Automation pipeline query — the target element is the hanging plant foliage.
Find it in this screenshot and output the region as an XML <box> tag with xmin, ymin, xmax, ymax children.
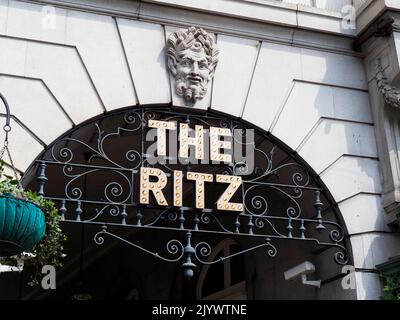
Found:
<box><xmin>0</xmin><ymin>164</ymin><xmax>67</xmax><ymax>284</ymax></box>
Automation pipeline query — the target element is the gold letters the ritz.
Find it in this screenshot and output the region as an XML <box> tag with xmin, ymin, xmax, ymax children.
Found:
<box><xmin>139</xmin><ymin>120</ymin><xmax>243</xmax><ymax>212</ymax></box>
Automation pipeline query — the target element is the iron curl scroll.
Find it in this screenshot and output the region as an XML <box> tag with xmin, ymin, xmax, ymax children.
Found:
<box><xmin>93</xmin><ymin>226</ymin><xmax>280</xmax><ymax>279</ymax></box>
<box><xmin>94</xmin><ymin>226</ymin><xmax>185</xmax><ymax>263</ymax></box>
<box><xmin>50</xmin><ymin>111</ymin><xmax>144</xmax><ymax>170</ymax></box>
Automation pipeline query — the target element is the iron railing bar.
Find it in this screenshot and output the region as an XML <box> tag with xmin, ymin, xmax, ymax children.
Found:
<box><xmin>35</xmin><ymin>160</ymin><xmax>137</xmax><ymax>173</ymax></box>
<box><xmin>63</xmin><ymin>219</ymin><xmax>347</xmax><ymax>250</ymax></box>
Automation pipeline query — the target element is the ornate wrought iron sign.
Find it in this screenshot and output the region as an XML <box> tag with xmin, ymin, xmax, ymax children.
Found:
<box><xmin>27</xmin><ymin>107</ymin><xmax>350</xmax><ymax>279</ymax></box>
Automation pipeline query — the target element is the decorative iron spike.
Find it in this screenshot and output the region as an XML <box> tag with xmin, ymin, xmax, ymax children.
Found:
<box><xmin>179</xmin><ymin>208</ymin><xmax>185</xmax><ymax>230</ymax></box>
<box><xmin>193</xmin><ymin>212</ymin><xmax>200</xmax><ymax>231</ymax></box>
<box><xmin>182</xmin><ymin>232</ymin><xmax>196</xmax><ymax>279</ymax></box>
<box><xmin>314</xmin><ymin>190</ymin><xmax>326</xmax><ymax>231</ymax></box>
<box><xmin>121</xmin><ymin>205</ymin><xmax>127</xmax><ymax>225</ymax></box>
<box><xmin>287</xmin><ymin>218</ymin><xmax>293</xmax><ymax>238</ymax></box>
<box><xmin>248</xmin><ymin>215</ymin><xmax>254</xmax><ymax>235</ymax></box>
<box><xmin>314</xmin><ymin>191</ymin><xmax>323</xmax><ymax>219</ymax></box>
<box><xmin>136</xmin><ymin>207</ymin><xmax>142</xmax><ymax>226</ymax></box>
<box><xmin>37</xmin><ymin>162</ymin><xmax>48</xmax><ymax>197</ymax></box>
<box><xmin>75</xmin><ymin>201</ymin><xmax>82</xmax><ymax>222</ymax></box>
<box><xmin>300</xmin><ymin>219</ymin><xmax>306</xmax><ymax>239</ymax></box>
<box><xmin>60</xmin><ymin>199</ymin><xmax>66</xmax><ymax>221</ymax></box>
<box><xmin>235</xmin><ymin>214</ymin><xmax>241</xmax><ymax>233</ymax></box>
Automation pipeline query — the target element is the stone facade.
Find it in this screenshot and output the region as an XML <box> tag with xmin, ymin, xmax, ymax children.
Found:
<box><xmin>0</xmin><ymin>0</ymin><xmax>400</xmax><ymax>300</ymax></box>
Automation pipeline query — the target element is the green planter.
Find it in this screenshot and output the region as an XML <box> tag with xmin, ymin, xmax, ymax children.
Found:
<box><xmin>0</xmin><ymin>195</ymin><xmax>46</xmax><ymax>257</ymax></box>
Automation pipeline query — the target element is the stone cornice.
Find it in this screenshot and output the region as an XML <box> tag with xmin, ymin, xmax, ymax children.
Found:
<box><xmin>354</xmin><ymin>14</ymin><xmax>395</xmax><ymax>49</ymax></box>
<box><xmin>376</xmin><ymin>62</ymin><xmax>400</xmax><ymax>109</ymax></box>
<box><xmin>357</xmin><ymin>0</ymin><xmax>400</xmax><ymax>34</ymax></box>
<box><xmin>18</xmin><ymin>0</ymin><xmax>400</xmax><ymax>40</ymax></box>
<box><xmin>16</xmin><ymin>0</ymin><xmax>359</xmax><ymax>56</ymax></box>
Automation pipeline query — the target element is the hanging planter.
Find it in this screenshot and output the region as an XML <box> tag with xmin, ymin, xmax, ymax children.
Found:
<box><xmin>0</xmin><ymin>194</ymin><xmax>46</xmax><ymax>256</ymax></box>
<box><xmin>0</xmin><ymin>93</ymin><xmax>66</xmax><ymax>284</ymax></box>
<box><xmin>0</xmin><ymin>93</ymin><xmax>46</xmax><ymax>256</ymax></box>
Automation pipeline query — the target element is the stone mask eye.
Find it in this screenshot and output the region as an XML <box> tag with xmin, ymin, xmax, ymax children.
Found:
<box><xmin>181</xmin><ymin>60</ymin><xmax>191</xmax><ymax>67</ymax></box>
<box><xmin>199</xmin><ymin>63</ymin><xmax>208</xmax><ymax>70</ymax></box>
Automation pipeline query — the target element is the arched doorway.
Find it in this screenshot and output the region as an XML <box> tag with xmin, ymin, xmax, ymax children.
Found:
<box><xmin>197</xmin><ymin>238</ymin><xmax>246</xmax><ymax>300</ymax></box>
<box><xmin>19</xmin><ymin>105</ymin><xmax>353</xmax><ymax>300</ymax></box>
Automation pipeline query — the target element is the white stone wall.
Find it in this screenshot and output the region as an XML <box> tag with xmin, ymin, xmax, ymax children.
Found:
<box><xmin>283</xmin><ymin>0</ymin><xmax>353</xmax><ymax>12</ymax></box>
<box><xmin>0</xmin><ymin>0</ymin><xmax>398</xmax><ymax>299</ymax></box>
<box><xmin>269</xmin><ymin>0</ymin><xmax>367</xmax><ymax>12</ymax></box>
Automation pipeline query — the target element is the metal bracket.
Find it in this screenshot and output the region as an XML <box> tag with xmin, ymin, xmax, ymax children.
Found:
<box><xmin>0</xmin><ymin>92</ymin><xmax>11</xmax><ymax>133</ymax></box>
<box><xmin>301</xmin><ymin>274</ymin><xmax>321</xmax><ymax>288</ymax></box>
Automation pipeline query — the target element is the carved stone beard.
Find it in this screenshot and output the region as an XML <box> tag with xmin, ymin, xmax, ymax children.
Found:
<box><xmin>175</xmin><ymin>74</ymin><xmax>209</xmax><ymax>103</ymax></box>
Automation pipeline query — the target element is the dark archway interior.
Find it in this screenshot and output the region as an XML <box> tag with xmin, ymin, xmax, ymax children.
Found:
<box><xmin>0</xmin><ymin>106</ymin><xmax>354</xmax><ymax>300</ymax></box>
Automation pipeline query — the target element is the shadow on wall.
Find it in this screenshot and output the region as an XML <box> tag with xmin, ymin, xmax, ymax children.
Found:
<box><xmin>246</xmin><ymin>39</ymin><xmax>399</xmax><ymax>299</ymax></box>
<box><xmin>297</xmin><ymin>47</ymin><xmax>382</xmax><ymax>300</ymax></box>
<box><xmin>273</xmin><ymin>44</ymin><xmax>400</xmax><ymax>299</ymax></box>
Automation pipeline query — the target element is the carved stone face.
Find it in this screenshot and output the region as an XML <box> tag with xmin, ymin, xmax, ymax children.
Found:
<box><xmin>167</xmin><ymin>27</ymin><xmax>219</xmax><ymax>104</ymax></box>
<box><xmin>175</xmin><ymin>48</ymin><xmax>211</xmax><ymax>102</ymax></box>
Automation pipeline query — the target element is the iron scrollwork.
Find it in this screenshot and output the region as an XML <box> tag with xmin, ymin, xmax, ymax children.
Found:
<box><xmin>30</xmin><ymin>107</ymin><xmax>350</xmax><ymax>279</ymax></box>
